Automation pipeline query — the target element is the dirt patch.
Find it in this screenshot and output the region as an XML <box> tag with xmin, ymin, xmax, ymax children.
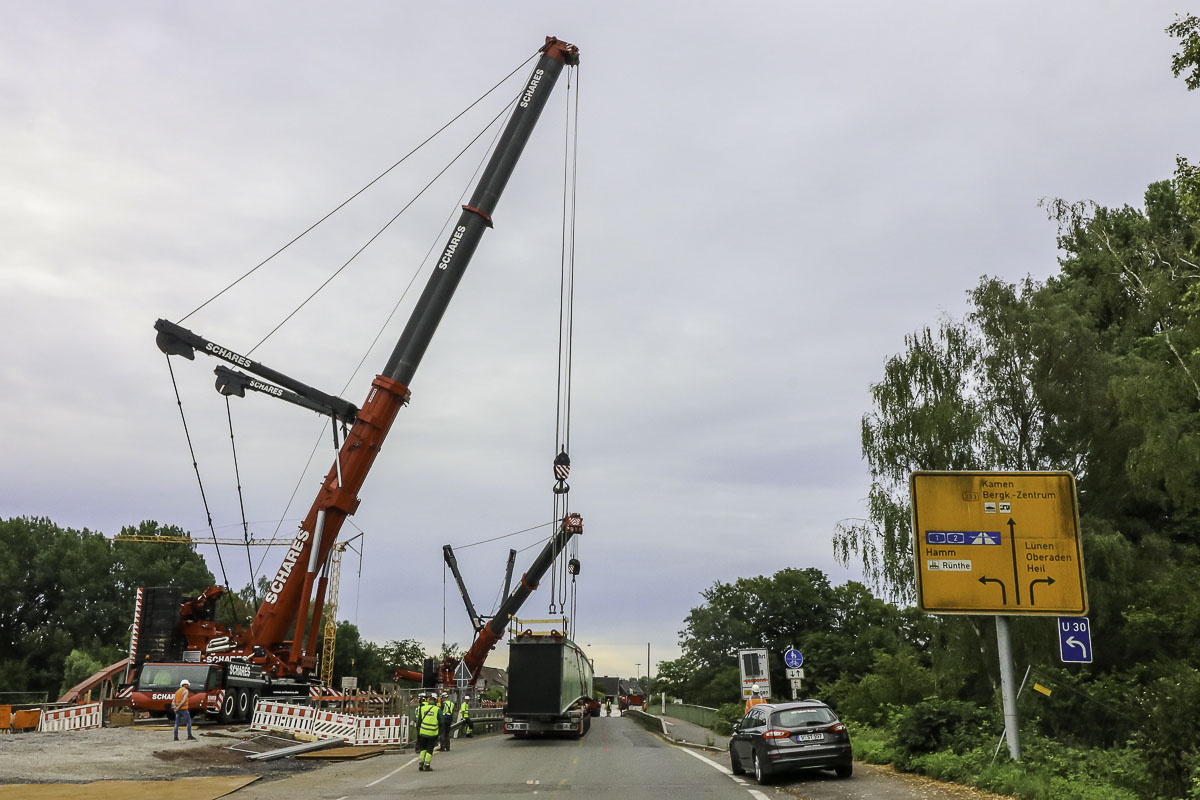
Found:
<box><xmin>0</xmin><ymin>722</ymin><xmax>323</xmax><ymax>785</ymax></box>
<box><xmin>779</xmin><ymin>761</ymin><xmax>1015</xmax><ymax>800</ymax></box>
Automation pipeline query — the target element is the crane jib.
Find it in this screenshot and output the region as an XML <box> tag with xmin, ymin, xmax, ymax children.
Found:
<box><xmin>245</xmin><ymin>37</ymin><xmax>579</xmax><ymax>670</ymax></box>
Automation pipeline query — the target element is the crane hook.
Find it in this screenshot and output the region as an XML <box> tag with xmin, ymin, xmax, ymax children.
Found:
<box><xmin>553</xmin><ymin>449</ymin><xmax>571</xmax><ymax>495</ymax></box>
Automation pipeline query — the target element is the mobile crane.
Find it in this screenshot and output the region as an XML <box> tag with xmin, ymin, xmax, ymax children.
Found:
<box><xmin>128</xmin><ymin>36</ymin><xmax>581</xmax><ymax>722</ymax></box>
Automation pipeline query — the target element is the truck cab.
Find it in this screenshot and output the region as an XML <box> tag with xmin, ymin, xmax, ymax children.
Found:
<box><xmin>131</xmin><ymin>663</ymin><xmax>221</xmax><ymax>718</ymax></box>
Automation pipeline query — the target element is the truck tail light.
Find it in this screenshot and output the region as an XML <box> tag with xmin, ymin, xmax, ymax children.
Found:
<box><xmin>764</xmin><ymin>729</ymin><xmax>791</xmax><ymax>739</ymax></box>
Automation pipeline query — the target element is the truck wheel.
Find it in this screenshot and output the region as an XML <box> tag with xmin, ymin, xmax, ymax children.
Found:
<box><xmin>219</xmin><ymin>690</ymin><xmax>236</xmax><ymax>723</ymax></box>
<box><xmin>236</xmin><ymin>688</ymin><xmax>251</xmax><ymax>721</ymax></box>
<box><xmin>248</xmin><ymin>692</ymin><xmax>260</xmax><ymax>722</ymax></box>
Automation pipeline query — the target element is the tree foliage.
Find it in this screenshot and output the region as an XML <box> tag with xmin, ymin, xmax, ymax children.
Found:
<box><xmin>831</xmin><ymin>31</ymin><xmax>1200</xmax><ymax>792</ymax></box>
<box><xmin>0</xmin><ymin>517</ymin><xmax>214</xmax><ymax>696</ymax></box>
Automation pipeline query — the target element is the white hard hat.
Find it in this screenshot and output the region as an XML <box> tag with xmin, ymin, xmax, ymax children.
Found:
<box><xmin>180</xmin><ymin>679</ymin><xmax>189</xmax><ymax>686</ymax></box>
<box><xmin>752</xmin><ymin>684</ymin><xmax>763</xmax><ymax>692</ymax></box>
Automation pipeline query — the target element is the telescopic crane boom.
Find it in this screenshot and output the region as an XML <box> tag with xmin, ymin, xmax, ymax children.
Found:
<box><xmin>148</xmin><ymin>36</ymin><xmax>580</xmax><ymax>684</ymax></box>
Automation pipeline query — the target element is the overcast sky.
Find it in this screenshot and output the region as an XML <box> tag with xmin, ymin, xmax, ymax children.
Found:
<box><xmin>3</xmin><ymin>2</ymin><xmax>1197</xmax><ymax>681</ymax></box>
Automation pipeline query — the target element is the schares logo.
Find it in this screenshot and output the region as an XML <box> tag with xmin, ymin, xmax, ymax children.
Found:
<box><xmin>263</xmin><ymin>529</ymin><xmax>312</xmax><ymax>604</ymax></box>
<box><xmin>437</xmin><ymin>226</ymin><xmax>467</xmax><ymax>271</ymax></box>
<box><xmin>519</xmin><ymin>68</ymin><xmax>545</xmax><ymax>108</ymax></box>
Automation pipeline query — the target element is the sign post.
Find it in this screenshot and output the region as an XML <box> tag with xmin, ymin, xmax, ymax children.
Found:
<box><xmin>911</xmin><ymin>471</ymin><xmax>1088</xmax><ymax>763</ymax></box>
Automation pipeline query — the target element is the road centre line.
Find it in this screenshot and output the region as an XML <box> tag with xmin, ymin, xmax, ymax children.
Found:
<box><xmin>365</xmin><ymin>757</ymin><xmax>419</xmax><ymax>786</ymax></box>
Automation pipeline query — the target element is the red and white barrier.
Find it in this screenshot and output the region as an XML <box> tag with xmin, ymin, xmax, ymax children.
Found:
<box><xmin>250</xmin><ymin>701</ymin><xmax>315</xmax><ymax>737</ymax></box>
<box><xmin>37</xmin><ymin>702</ymin><xmax>101</xmax><ymax>733</ymax></box>
<box><xmin>354</xmin><ymin>714</ymin><xmax>407</xmax><ymax>745</ymax></box>
<box><xmin>311</xmin><ymin>710</ymin><xmax>358</xmax><ymax>741</ymax></box>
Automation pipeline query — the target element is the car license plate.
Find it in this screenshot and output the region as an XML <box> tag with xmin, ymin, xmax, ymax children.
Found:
<box><xmin>795</xmin><ymin>733</ymin><xmax>823</xmax><ymax>742</ymax></box>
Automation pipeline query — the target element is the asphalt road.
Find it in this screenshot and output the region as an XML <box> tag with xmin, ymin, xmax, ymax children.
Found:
<box><xmin>234</xmin><ymin>715</ymin><xmax>779</xmax><ymax>800</ymax></box>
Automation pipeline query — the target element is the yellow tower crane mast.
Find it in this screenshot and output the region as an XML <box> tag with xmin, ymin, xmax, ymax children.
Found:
<box><xmin>320</xmin><ymin>542</ymin><xmax>347</xmax><ymax>687</ymax></box>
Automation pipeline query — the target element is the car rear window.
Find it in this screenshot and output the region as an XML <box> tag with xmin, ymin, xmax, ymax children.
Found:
<box><xmin>775</xmin><ymin>706</ymin><xmax>836</xmax><ymax>727</ymax></box>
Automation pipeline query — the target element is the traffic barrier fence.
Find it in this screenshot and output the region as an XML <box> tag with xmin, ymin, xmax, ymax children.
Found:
<box><xmin>37</xmin><ymin>702</ymin><xmax>101</xmax><ymax>733</ymax></box>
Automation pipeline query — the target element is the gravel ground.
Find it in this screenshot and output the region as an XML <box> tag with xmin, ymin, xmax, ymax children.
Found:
<box><xmin>0</xmin><ymin>723</ymin><xmax>322</xmax><ymax>785</ymax></box>
<box><xmin>779</xmin><ymin>762</ymin><xmax>1016</xmax><ymax>800</ymax></box>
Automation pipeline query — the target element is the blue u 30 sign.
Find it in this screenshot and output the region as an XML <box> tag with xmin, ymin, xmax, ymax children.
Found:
<box><xmin>1058</xmin><ymin>617</ymin><xmax>1092</xmax><ymax>663</ymax></box>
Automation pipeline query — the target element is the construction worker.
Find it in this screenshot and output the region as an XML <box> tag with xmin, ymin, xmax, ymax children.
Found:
<box><xmin>744</xmin><ymin>684</ymin><xmax>767</xmax><ymax>715</ymax></box>
<box><xmin>172</xmin><ymin>679</ymin><xmax>196</xmax><ymax>741</ymax></box>
<box><xmin>604</xmin><ymin>696</ymin><xmax>612</xmax><ymax>716</ymax></box>
<box><xmin>459</xmin><ymin>694</ymin><xmax>473</xmax><ymax>738</ymax></box>
<box><xmin>438</xmin><ymin>691</ymin><xmax>454</xmax><ymax>752</ymax></box>
<box><xmin>415</xmin><ymin>692</ymin><xmax>440</xmax><ymax>771</ymax></box>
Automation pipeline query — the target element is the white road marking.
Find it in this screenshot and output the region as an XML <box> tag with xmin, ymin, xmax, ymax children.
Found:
<box><xmin>680</xmin><ymin>747</ymin><xmax>732</xmax><ymax>775</ymax></box>
<box><xmin>365</xmin><ymin>757</ymin><xmax>419</xmax><ymax>786</ymax></box>
<box><xmin>679</xmin><ymin>746</ymin><xmax>773</xmax><ymax>798</ymax></box>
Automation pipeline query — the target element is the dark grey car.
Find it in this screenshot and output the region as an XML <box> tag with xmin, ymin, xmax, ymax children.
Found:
<box><xmin>729</xmin><ymin>700</ymin><xmax>853</xmax><ymax>784</ymax></box>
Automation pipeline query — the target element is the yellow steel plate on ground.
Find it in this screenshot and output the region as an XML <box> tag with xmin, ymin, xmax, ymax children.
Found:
<box><xmin>0</xmin><ymin>775</ymin><xmax>258</xmax><ymax>800</ymax></box>
<box><xmin>910</xmin><ymin>471</ymin><xmax>1087</xmax><ymax>615</ymax></box>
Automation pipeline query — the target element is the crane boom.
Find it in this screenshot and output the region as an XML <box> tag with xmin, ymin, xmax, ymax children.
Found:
<box><xmin>247</xmin><ymin>36</ymin><xmax>580</xmax><ymax>675</ymax></box>
<box><xmin>458</xmin><ymin>513</ymin><xmax>582</xmax><ymax>680</ymax></box>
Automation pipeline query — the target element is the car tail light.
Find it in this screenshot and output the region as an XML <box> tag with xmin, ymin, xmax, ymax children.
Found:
<box><xmin>830</xmin><ymin>723</ymin><xmax>847</xmax><ymax>733</ymax></box>
<box><xmin>764</xmin><ymin>729</ymin><xmax>791</xmax><ymax>739</ymax></box>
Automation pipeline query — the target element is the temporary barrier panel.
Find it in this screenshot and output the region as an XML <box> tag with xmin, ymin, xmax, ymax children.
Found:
<box><xmin>311</xmin><ymin>710</ymin><xmax>358</xmax><ymax>742</ymax></box>
<box><xmin>37</xmin><ymin>703</ymin><xmax>100</xmax><ymax>733</ymax></box>
<box><xmin>354</xmin><ymin>714</ymin><xmax>408</xmax><ymax>746</ymax></box>
<box><xmin>250</xmin><ymin>700</ymin><xmax>315</xmax><ymax>737</ymax></box>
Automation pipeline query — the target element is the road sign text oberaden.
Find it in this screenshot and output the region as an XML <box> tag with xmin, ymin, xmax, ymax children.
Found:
<box><xmin>910</xmin><ymin>471</ymin><xmax>1087</xmax><ymax>615</ymax></box>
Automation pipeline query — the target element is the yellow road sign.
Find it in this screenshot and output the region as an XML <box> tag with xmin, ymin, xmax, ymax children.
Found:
<box><xmin>910</xmin><ymin>471</ymin><xmax>1087</xmax><ymax>615</ymax></box>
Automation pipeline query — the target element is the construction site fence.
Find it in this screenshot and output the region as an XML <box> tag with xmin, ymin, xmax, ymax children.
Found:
<box><xmin>251</xmin><ymin>697</ymin><xmax>502</xmax><ymax>746</ymax></box>
<box><xmin>663</xmin><ymin>702</ymin><xmax>720</xmax><ymax>728</ymax></box>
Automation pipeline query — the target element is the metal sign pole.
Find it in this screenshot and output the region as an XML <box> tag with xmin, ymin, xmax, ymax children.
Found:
<box><xmin>995</xmin><ymin>615</ymin><xmax>1021</xmax><ymax>761</ymax></box>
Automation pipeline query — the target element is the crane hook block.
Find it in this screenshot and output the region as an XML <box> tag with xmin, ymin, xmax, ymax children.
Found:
<box><xmin>553</xmin><ymin>449</ymin><xmax>571</xmax><ymax>494</ymax></box>
<box><xmin>568</xmin><ymin>558</ymin><xmax>580</xmax><ymax>575</ymax></box>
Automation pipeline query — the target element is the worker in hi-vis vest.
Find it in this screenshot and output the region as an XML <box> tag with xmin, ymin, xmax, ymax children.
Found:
<box><xmin>459</xmin><ymin>695</ymin><xmax>473</xmax><ymax>738</ymax></box>
<box><xmin>437</xmin><ymin>692</ymin><xmax>454</xmax><ymax>752</ymax></box>
<box><xmin>744</xmin><ymin>684</ymin><xmax>767</xmax><ymax>715</ymax></box>
<box><xmin>173</xmin><ymin>679</ymin><xmax>196</xmax><ymax>741</ymax></box>
<box><xmin>416</xmin><ymin>692</ymin><xmax>441</xmax><ymax>771</ymax></box>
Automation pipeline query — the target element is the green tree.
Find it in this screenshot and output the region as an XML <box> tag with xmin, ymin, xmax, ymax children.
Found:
<box><xmin>672</xmin><ymin>568</ymin><xmax>924</xmax><ymax>706</ymax></box>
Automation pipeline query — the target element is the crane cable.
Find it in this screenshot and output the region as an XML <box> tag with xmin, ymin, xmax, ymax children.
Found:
<box><xmin>164</xmin><ymin>355</ymin><xmax>232</xmax><ymax>596</ymax></box>
<box><xmin>224</xmin><ymin>397</ymin><xmax>258</xmax><ymax>608</ymax></box>
<box><xmin>263</xmin><ymin>91</ymin><xmax>517</xmax><ymax>569</ymax></box>
<box><xmin>178</xmin><ymin>51</ymin><xmax>541</xmax><ymax>326</ymax></box>
<box><xmin>548</xmin><ymin>64</ymin><xmax>581</xmax><ymax>631</ymax></box>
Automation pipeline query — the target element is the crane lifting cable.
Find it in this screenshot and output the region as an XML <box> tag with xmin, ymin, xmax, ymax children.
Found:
<box><xmin>548</xmin><ymin>64</ymin><xmax>582</xmax><ymax>631</ymax></box>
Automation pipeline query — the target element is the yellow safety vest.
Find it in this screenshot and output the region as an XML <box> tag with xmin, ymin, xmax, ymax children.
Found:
<box><xmin>459</xmin><ymin>701</ymin><xmax>470</xmax><ymax>719</ymax></box>
<box><xmin>418</xmin><ymin>702</ymin><xmax>440</xmax><ymax>736</ymax></box>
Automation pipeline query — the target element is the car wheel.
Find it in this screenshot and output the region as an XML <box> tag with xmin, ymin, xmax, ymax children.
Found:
<box><xmin>835</xmin><ymin>761</ymin><xmax>853</xmax><ymax>778</ymax></box>
<box><xmin>753</xmin><ymin>749</ymin><xmax>772</xmax><ymax>785</ymax></box>
<box><xmin>729</xmin><ymin>746</ymin><xmax>745</xmax><ymax>775</ymax></box>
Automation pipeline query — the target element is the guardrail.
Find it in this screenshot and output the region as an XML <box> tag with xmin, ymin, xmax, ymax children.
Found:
<box><xmin>663</xmin><ymin>703</ymin><xmax>719</xmax><ymax>727</ymax></box>
<box><xmin>624</xmin><ymin>708</ymin><xmax>667</xmax><ymax>736</ymax></box>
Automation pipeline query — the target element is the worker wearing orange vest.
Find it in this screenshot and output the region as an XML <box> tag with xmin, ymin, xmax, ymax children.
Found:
<box><xmin>744</xmin><ymin>684</ymin><xmax>767</xmax><ymax>715</ymax></box>
<box><xmin>173</xmin><ymin>679</ymin><xmax>196</xmax><ymax>741</ymax></box>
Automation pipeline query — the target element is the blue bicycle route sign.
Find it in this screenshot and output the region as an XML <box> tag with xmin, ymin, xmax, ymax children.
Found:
<box><xmin>783</xmin><ymin>648</ymin><xmax>804</xmax><ymax>669</ymax></box>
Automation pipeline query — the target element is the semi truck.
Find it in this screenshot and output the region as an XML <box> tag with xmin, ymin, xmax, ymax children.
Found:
<box><xmin>504</xmin><ymin>629</ymin><xmax>595</xmax><ymax>738</ymax></box>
